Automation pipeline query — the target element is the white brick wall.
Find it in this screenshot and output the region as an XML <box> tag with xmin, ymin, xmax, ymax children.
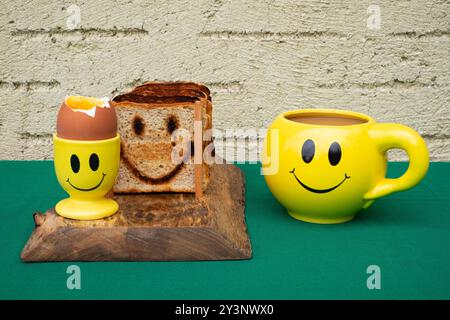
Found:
<box><xmin>1</xmin><ymin>0</ymin><xmax>449</xmax><ymax>160</ymax></box>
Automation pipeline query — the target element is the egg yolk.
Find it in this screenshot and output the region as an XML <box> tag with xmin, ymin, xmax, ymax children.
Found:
<box><xmin>66</xmin><ymin>96</ymin><xmax>106</xmax><ymax>110</ymax></box>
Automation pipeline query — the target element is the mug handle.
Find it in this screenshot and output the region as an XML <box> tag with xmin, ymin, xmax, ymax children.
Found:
<box><xmin>364</xmin><ymin>123</ymin><xmax>429</xmax><ymax>200</ymax></box>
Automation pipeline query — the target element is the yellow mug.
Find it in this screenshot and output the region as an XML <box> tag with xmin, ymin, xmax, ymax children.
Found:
<box><xmin>54</xmin><ymin>134</ymin><xmax>120</xmax><ymax>220</ymax></box>
<box><xmin>262</xmin><ymin>109</ymin><xmax>429</xmax><ymax>224</ymax></box>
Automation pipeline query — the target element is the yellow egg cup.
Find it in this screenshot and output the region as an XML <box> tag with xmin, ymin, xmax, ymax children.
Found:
<box><xmin>262</xmin><ymin>109</ymin><xmax>429</xmax><ymax>224</ymax></box>
<box><xmin>53</xmin><ymin>134</ymin><xmax>120</xmax><ymax>220</ymax></box>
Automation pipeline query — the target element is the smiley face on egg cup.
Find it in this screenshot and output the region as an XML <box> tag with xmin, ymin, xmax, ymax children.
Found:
<box><xmin>53</xmin><ymin>134</ymin><xmax>120</xmax><ymax>220</ymax></box>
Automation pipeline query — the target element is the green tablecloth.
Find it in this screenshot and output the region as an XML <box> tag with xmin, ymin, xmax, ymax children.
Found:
<box><xmin>0</xmin><ymin>161</ymin><xmax>449</xmax><ymax>299</ymax></box>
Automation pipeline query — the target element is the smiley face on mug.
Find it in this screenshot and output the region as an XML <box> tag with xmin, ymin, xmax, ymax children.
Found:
<box><xmin>289</xmin><ymin>139</ymin><xmax>351</xmax><ymax>194</ymax></box>
<box><xmin>279</xmin><ymin>131</ymin><xmax>369</xmax><ymax>215</ymax></box>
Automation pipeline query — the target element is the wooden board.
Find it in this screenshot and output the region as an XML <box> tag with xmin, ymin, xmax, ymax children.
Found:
<box><xmin>21</xmin><ymin>164</ymin><xmax>251</xmax><ymax>262</ymax></box>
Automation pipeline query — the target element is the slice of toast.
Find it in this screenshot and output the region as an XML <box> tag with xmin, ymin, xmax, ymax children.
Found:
<box><xmin>112</xmin><ymin>82</ymin><xmax>213</xmax><ymax>193</ymax></box>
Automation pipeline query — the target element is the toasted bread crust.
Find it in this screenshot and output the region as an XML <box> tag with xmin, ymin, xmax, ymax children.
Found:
<box><xmin>113</xmin><ymin>82</ymin><xmax>211</xmax><ymax>105</ymax></box>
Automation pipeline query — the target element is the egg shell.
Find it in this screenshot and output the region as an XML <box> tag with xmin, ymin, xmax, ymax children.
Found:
<box><xmin>56</xmin><ymin>102</ymin><xmax>117</xmax><ymax>140</ymax></box>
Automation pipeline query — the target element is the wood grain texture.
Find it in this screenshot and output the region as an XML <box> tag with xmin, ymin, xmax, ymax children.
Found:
<box><xmin>21</xmin><ymin>163</ymin><xmax>251</xmax><ymax>262</ymax></box>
